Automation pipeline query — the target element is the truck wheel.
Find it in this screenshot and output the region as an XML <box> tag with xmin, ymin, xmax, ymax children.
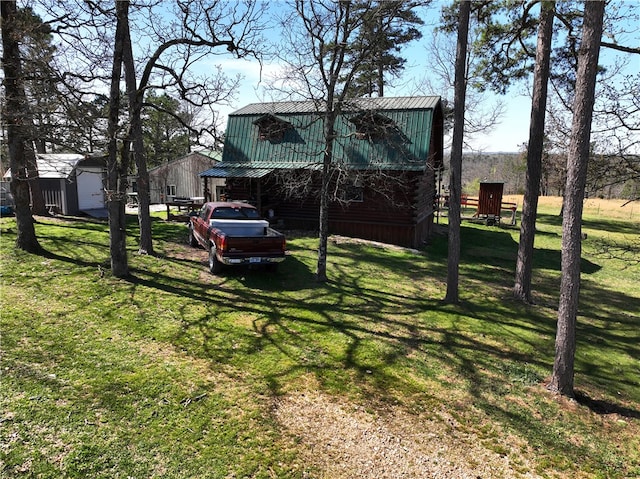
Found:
<box><xmin>188</xmin><ymin>225</ymin><xmax>198</xmax><ymax>247</ymax></box>
<box><xmin>208</xmin><ymin>246</ymin><xmax>223</xmax><ymax>274</ymax></box>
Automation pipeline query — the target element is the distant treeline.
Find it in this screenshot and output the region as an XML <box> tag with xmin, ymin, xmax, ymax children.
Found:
<box><xmin>440</xmin><ymin>151</ymin><xmax>639</xmax><ymax>200</ymax></box>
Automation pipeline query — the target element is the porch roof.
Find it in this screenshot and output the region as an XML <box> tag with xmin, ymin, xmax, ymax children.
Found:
<box><xmin>199</xmin><ymin>166</ymin><xmax>274</xmax><ymax>179</ymax></box>
<box><xmin>200</xmin><ymin>162</ymin><xmax>323</xmax><ymax>178</ymax></box>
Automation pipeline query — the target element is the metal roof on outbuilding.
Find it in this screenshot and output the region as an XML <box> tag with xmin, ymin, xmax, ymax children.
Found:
<box><xmin>3</xmin><ymin>154</ymin><xmax>95</xmax><ymax>180</ymax></box>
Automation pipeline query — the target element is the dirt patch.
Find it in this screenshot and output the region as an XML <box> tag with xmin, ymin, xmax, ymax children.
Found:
<box><xmin>274</xmin><ymin>391</ymin><xmax>541</xmax><ymax>479</ymax></box>
<box><xmin>330</xmin><ymin>235</ymin><xmax>423</xmax><ymax>255</ymax></box>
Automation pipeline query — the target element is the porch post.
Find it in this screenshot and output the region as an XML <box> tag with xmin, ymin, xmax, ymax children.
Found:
<box><xmin>257</xmin><ymin>179</ymin><xmax>262</xmax><ymax>213</ymax></box>
<box><xmin>203</xmin><ymin>177</ymin><xmax>209</xmax><ymax>201</ymax></box>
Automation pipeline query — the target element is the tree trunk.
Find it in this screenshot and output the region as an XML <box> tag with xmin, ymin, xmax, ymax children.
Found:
<box><xmin>106</xmin><ymin>0</ymin><xmax>130</xmax><ymax>278</ymax></box>
<box><xmin>514</xmin><ymin>1</ymin><xmax>555</xmax><ymax>303</ymax></box>
<box><xmin>1</xmin><ymin>0</ymin><xmax>42</xmax><ymax>253</ymax></box>
<box><xmin>316</xmin><ymin>112</ymin><xmax>336</xmax><ymax>282</ymax></box>
<box><xmin>25</xmin><ymin>145</ymin><xmax>47</xmax><ymax>216</ymax></box>
<box><xmin>135</xmin><ymin>170</ymin><xmax>154</xmax><ymax>254</ymax></box>
<box><xmin>31</xmin><ymin>133</ymin><xmax>48</xmax><ymax>214</ymax></box>
<box><xmin>376</xmin><ymin>14</ymin><xmax>384</xmax><ymax>97</ymax></box>
<box><xmin>312</xmin><ymin>1</ymin><xmax>351</xmax><ymax>283</ymax></box>
<box><xmin>3</xmin><ymin>1</ymin><xmax>47</xmax><ymax>216</ymax></box>
<box><xmin>444</xmin><ymin>0</ymin><xmax>470</xmax><ymax>304</ymax></box>
<box><xmin>121</xmin><ymin>17</ymin><xmax>154</xmax><ymax>255</ymax></box>
<box><xmin>548</xmin><ymin>0</ymin><xmax>604</xmax><ymax>397</ymax></box>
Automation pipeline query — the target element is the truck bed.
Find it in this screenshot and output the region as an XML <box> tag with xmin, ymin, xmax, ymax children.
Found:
<box><xmin>209</xmin><ymin>219</ymin><xmax>270</xmax><ymax>237</ymax></box>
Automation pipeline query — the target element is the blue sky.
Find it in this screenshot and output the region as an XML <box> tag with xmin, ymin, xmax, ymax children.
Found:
<box><xmin>212</xmin><ymin>57</ymin><xmax>533</xmax><ymax>153</ymax></box>
<box><xmin>207</xmin><ymin>1</ymin><xmax>638</xmax><ymax>154</ymax></box>
<box><xmin>208</xmin><ymin>1</ymin><xmax>535</xmax><ymax>153</ymax></box>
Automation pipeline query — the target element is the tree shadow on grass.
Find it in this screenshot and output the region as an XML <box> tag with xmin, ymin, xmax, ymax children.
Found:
<box><xmin>29</xmin><ymin>228</ymin><xmax>640</xmax><ymax>424</ymax></box>
<box><xmin>158</xmin><ymin>238</ymin><xmax>547</xmax><ymax>403</ymax></box>
<box><xmin>536</xmin><ymin>212</ymin><xmax>639</xmax><ymax>235</ymax></box>
<box><xmin>12</xmin><ymin>220</ymin><xmax>637</xmax><ymax>479</ymax></box>
<box><xmin>459</xmin><ymin>225</ymin><xmax>601</xmax><ymax>281</ymax></box>
<box><xmin>574</xmin><ymin>390</ymin><xmax>640</xmax><ymax>418</ymax></box>
<box><xmin>16</xmin><ymin>218</ymin><xmax>640</xmax><ymax>425</ymax></box>
<box><xmin>147</xmin><ymin>217</ymin><xmax>190</xmax><ymax>243</ymax></box>
<box><xmin>5</xmin><ymin>215</ymin><xmax>637</xmax><ymax>479</ymax></box>
<box><xmin>142</xmin><ymin>236</ymin><xmax>532</xmax><ymax>385</ymax></box>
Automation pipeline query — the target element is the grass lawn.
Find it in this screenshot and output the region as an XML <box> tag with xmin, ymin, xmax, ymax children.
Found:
<box><xmin>1</xmin><ymin>196</ymin><xmax>638</xmax><ymax>478</ymax></box>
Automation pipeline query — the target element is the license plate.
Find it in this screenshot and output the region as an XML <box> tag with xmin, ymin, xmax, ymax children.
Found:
<box><xmin>249</xmin><ymin>257</ymin><xmax>261</xmax><ymax>263</ymax></box>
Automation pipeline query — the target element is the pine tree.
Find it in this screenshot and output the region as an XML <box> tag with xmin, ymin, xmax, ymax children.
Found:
<box><xmin>548</xmin><ymin>0</ymin><xmax>605</xmax><ymax>398</ymax></box>
<box><xmin>348</xmin><ymin>1</ymin><xmax>424</xmax><ymax>97</ymax></box>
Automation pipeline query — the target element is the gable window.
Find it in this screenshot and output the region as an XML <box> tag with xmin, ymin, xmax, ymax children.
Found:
<box><xmin>253</xmin><ymin>114</ymin><xmax>292</xmax><ymax>143</ymax></box>
<box><xmin>349</xmin><ymin>111</ymin><xmax>397</xmax><ymax>141</ymax></box>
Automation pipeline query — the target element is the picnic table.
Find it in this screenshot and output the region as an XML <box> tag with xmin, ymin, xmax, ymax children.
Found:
<box><xmin>165</xmin><ymin>197</ymin><xmax>204</xmax><ymax>221</ymax></box>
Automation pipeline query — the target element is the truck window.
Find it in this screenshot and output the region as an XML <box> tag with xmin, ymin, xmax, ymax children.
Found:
<box><xmin>240</xmin><ymin>207</ymin><xmax>260</xmax><ymax>219</ymax></box>
<box><xmin>199</xmin><ymin>205</ymin><xmax>210</xmax><ymax>220</ymax></box>
<box><xmin>212</xmin><ymin>206</ymin><xmax>261</xmax><ymax>219</ymax></box>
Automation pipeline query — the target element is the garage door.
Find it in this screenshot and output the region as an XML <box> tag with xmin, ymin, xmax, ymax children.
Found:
<box><xmin>77</xmin><ymin>168</ymin><xmax>105</xmax><ymax>210</ymax></box>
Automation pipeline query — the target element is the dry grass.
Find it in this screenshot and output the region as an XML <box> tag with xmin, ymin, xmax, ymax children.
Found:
<box><xmin>274</xmin><ymin>389</ymin><xmax>543</xmax><ymax>479</ymax></box>
<box><xmin>503</xmin><ymin>195</ymin><xmax>639</xmax><ymax>221</ymax></box>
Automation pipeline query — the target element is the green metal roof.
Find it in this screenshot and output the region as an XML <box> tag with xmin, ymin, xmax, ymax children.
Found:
<box><xmin>232</xmin><ymin>96</ymin><xmax>441</xmax><ymax>115</ymax></box>
<box><xmin>213</xmin><ymin>96</ymin><xmax>441</xmax><ymax>176</ymax></box>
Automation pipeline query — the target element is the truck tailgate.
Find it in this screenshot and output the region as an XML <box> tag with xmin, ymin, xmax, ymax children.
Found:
<box><xmin>224</xmin><ymin>235</ymin><xmax>285</xmax><ymax>254</ymax></box>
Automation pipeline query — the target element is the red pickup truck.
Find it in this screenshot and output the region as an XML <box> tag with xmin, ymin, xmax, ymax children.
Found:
<box><xmin>188</xmin><ymin>202</ymin><xmax>286</xmax><ymax>273</ymax></box>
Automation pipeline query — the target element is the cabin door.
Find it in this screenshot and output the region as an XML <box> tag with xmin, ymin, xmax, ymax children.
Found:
<box><xmin>77</xmin><ymin>167</ymin><xmax>105</xmax><ymax>210</ymax></box>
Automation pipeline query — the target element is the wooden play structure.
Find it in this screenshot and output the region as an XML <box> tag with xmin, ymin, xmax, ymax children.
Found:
<box><xmin>441</xmin><ymin>182</ymin><xmax>518</xmax><ymax>226</ymax></box>
<box><xmin>468</xmin><ymin>182</ymin><xmax>517</xmax><ymax>225</ymax></box>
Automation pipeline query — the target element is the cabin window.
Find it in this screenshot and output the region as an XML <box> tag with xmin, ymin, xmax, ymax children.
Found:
<box><xmin>343</xmin><ymin>185</ymin><xmax>364</xmax><ymax>202</ymax></box>
<box><xmin>166</xmin><ymin>184</ymin><xmax>176</xmax><ymax>197</ymax></box>
<box><xmin>253</xmin><ymin>114</ymin><xmax>292</xmax><ymax>143</ymax></box>
<box><xmin>349</xmin><ymin>111</ymin><xmax>397</xmax><ymax>141</ymax></box>
<box><xmin>341</xmin><ymin>178</ymin><xmax>364</xmax><ymax>202</ymax></box>
<box><xmin>215</xmin><ymin>186</ymin><xmax>226</xmax><ymax>201</ymax></box>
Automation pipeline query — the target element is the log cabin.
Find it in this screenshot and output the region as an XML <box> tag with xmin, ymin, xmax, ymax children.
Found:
<box><xmin>200</xmin><ymin>96</ymin><xmax>444</xmax><ymax>248</ymax></box>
